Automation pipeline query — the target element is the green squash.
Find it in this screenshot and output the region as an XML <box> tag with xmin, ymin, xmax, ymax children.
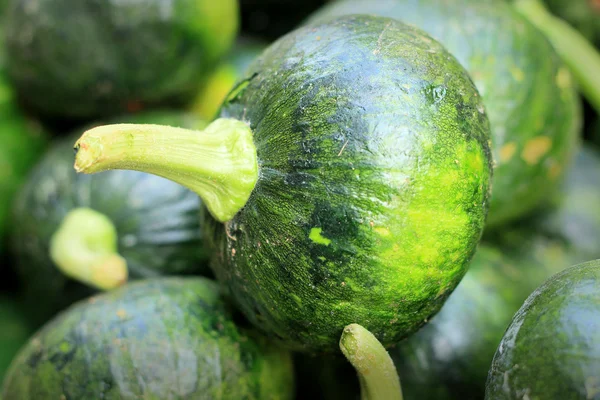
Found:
<box><xmin>72</xmin><ymin>15</ymin><xmax>493</xmax><ymax>353</ymax></box>
<box><xmin>0</xmin><ymin>71</ymin><xmax>47</xmax><ymax>254</ymax></box>
<box><xmin>191</xmin><ymin>36</ymin><xmax>269</xmax><ymax>121</ymax></box>
<box><xmin>0</xmin><ymin>296</ymin><xmax>33</xmax><ymax>385</ymax></box>
<box><xmin>3</xmin><ymin>0</ymin><xmax>239</xmax><ymax>120</ymax></box>
<box><xmin>485</xmin><ymin>259</ymin><xmax>600</xmax><ymax>399</ymax></box>
<box><xmin>306</xmin><ymin>0</ymin><xmax>582</xmax><ymax>229</ymax></box>
<box><xmin>208</xmin><ymin>14</ymin><xmax>492</xmax><ymax>353</ymax></box>
<box><xmin>390</xmin><ymin>144</ymin><xmax>600</xmax><ymax>400</ymax></box>
<box><xmin>11</xmin><ymin>110</ymin><xmax>210</xmax><ymax>326</ymax></box>
<box><xmin>1</xmin><ymin>277</ymin><xmax>295</xmax><ymax>399</ymax></box>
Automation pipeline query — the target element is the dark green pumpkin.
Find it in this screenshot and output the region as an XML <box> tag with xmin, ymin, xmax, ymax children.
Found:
<box><xmin>1</xmin><ymin>277</ymin><xmax>295</xmax><ymax>399</ymax></box>
<box><xmin>203</xmin><ymin>15</ymin><xmax>492</xmax><ymax>352</ymax></box>
<box><xmin>390</xmin><ymin>144</ymin><xmax>600</xmax><ymax>400</ymax></box>
<box><xmin>485</xmin><ymin>259</ymin><xmax>600</xmax><ymax>399</ymax></box>
<box><xmin>0</xmin><ymin>71</ymin><xmax>47</xmax><ymax>254</ymax></box>
<box><xmin>306</xmin><ymin>0</ymin><xmax>582</xmax><ymax>229</ymax></box>
<box><xmin>0</xmin><ymin>296</ymin><xmax>33</xmax><ymax>385</ymax></box>
<box><xmin>3</xmin><ymin>0</ymin><xmax>239</xmax><ymax>120</ymax></box>
<box><xmin>11</xmin><ymin>110</ymin><xmax>210</xmax><ymax>326</ymax></box>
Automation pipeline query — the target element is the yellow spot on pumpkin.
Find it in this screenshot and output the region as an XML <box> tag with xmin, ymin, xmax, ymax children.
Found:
<box><xmin>547</xmin><ymin>160</ymin><xmax>562</xmax><ymax>180</ymax></box>
<box><xmin>509</xmin><ymin>66</ymin><xmax>525</xmax><ymax>82</ymax></box>
<box><xmin>374</xmin><ymin>227</ymin><xmax>390</xmax><ymax>237</ymax></box>
<box><xmin>309</xmin><ymin>227</ymin><xmax>331</xmax><ymax>246</ymax></box>
<box><xmin>116</xmin><ymin>309</ymin><xmax>128</xmax><ymax>319</ymax></box>
<box><xmin>521</xmin><ymin>137</ymin><xmax>552</xmax><ymax>165</ymax></box>
<box><xmin>499</xmin><ymin>142</ymin><xmax>517</xmax><ymax>163</ymax></box>
<box><xmin>556</xmin><ymin>67</ymin><xmax>572</xmax><ymax>89</ymax></box>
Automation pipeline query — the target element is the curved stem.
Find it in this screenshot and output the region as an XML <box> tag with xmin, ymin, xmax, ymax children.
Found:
<box><xmin>49</xmin><ymin>207</ymin><xmax>127</xmax><ymax>290</ymax></box>
<box><xmin>73</xmin><ymin>118</ymin><xmax>258</xmax><ymax>223</ymax></box>
<box><xmin>339</xmin><ymin>323</ymin><xmax>403</xmax><ymax>400</ymax></box>
<box><xmin>514</xmin><ymin>0</ymin><xmax>600</xmax><ymax>114</ymax></box>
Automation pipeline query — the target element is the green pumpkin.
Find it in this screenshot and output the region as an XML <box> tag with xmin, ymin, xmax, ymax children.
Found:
<box><xmin>306</xmin><ymin>0</ymin><xmax>582</xmax><ymax>229</ymax></box>
<box><xmin>485</xmin><ymin>259</ymin><xmax>600</xmax><ymax>399</ymax></box>
<box><xmin>11</xmin><ymin>110</ymin><xmax>210</xmax><ymax>326</ymax></box>
<box><xmin>204</xmin><ymin>14</ymin><xmax>492</xmax><ymax>352</ymax></box>
<box><xmin>1</xmin><ymin>277</ymin><xmax>295</xmax><ymax>399</ymax></box>
<box><xmin>3</xmin><ymin>0</ymin><xmax>239</xmax><ymax>119</ymax></box>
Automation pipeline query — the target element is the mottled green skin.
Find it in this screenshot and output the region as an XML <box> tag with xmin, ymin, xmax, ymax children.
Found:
<box><xmin>389</xmin><ymin>144</ymin><xmax>600</xmax><ymax>400</ymax></box>
<box><xmin>204</xmin><ymin>15</ymin><xmax>493</xmax><ymax>352</ymax></box>
<box><xmin>544</xmin><ymin>0</ymin><xmax>600</xmax><ymax>44</ymax></box>
<box><xmin>0</xmin><ymin>71</ymin><xmax>47</xmax><ymax>253</ymax></box>
<box><xmin>3</xmin><ymin>0</ymin><xmax>238</xmax><ymax>119</ymax></box>
<box><xmin>307</xmin><ymin>0</ymin><xmax>582</xmax><ymax>228</ymax></box>
<box><xmin>0</xmin><ymin>296</ymin><xmax>34</xmax><ymax>385</ymax></box>
<box><xmin>485</xmin><ymin>260</ymin><xmax>600</xmax><ymax>399</ymax></box>
<box><xmin>11</xmin><ymin>110</ymin><xmax>210</xmax><ymax>326</ymax></box>
<box><xmin>2</xmin><ymin>277</ymin><xmax>295</xmax><ymax>400</ymax></box>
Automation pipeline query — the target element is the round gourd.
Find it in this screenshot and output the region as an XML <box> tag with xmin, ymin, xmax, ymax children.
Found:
<box><xmin>1</xmin><ymin>277</ymin><xmax>295</xmax><ymax>399</ymax></box>
<box><xmin>306</xmin><ymin>0</ymin><xmax>582</xmax><ymax>229</ymax></box>
<box><xmin>485</xmin><ymin>259</ymin><xmax>600</xmax><ymax>399</ymax></box>
<box><xmin>3</xmin><ymin>0</ymin><xmax>238</xmax><ymax>119</ymax></box>
<box><xmin>72</xmin><ymin>15</ymin><xmax>493</xmax><ymax>353</ymax></box>
<box><xmin>11</xmin><ymin>110</ymin><xmax>210</xmax><ymax>326</ymax></box>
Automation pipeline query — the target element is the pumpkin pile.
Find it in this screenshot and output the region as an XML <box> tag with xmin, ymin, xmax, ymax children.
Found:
<box><xmin>0</xmin><ymin>0</ymin><xmax>599</xmax><ymax>399</ymax></box>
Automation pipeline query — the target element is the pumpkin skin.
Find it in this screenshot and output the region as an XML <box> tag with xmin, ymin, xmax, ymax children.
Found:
<box><xmin>485</xmin><ymin>260</ymin><xmax>600</xmax><ymax>400</ymax></box>
<box><xmin>3</xmin><ymin>0</ymin><xmax>238</xmax><ymax>120</ymax></box>
<box><xmin>203</xmin><ymin>14</ymin><xmax>493</xmax><ymax>353</ymax></box>
<box><xmin>306</xmin><ymin>0</ymin><xmax>582</xmax><ymax>229</ymax></box>
<box><xmin>1</xmin><ymin>277</ymin><xmax>295</xmax><ymax>400</ymax></box>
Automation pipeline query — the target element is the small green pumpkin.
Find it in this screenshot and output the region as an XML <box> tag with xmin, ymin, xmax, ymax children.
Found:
<box><xmin>485</xmin><ymin>259</ymin><xmax>600</xmax><ymax>399</ymax></box>
<box><xmin>1</xmin><ymin>277</ymin><xmax>295</xmax><ymax>399</ymax></box>
<box><xmin>3</xmin><ymin>0</ymin><xmax>239</xmax><ymax>119</ymax></box>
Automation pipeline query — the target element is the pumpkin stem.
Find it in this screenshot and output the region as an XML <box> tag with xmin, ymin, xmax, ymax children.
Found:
<box><xmin>73</xmin><ymin>118</ymin><xmax>258</xmax><ymax>223</ymax></box>
<box><xmin>49</xmin><ymin>207</ymin><xmax>127</xmax><ymax>290</ymax></box>
<box><xmin>339</xmin><ymin>323</ymin><xmax>403</xmax><ymax>400</ymax></box>
<box><xmin>514</xmin><ymin>0</ymin><xmax>600</xmax><ymax>114</ymax></box>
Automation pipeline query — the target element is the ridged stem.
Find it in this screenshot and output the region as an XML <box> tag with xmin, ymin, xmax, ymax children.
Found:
<box><xmin>514</xmin><ymin>0</ymin><xmax>600</xmax><ymax>114</ymax></box>
<box><xmin>339</xmin><ymin>324</ymin><xmax>403</xmax><ymax>400</ymax></box>
<box><xmin>73</xmin><ymin>118</ymin><xmax>258</xmax><ymax>223</ymax></box>
<box><xmin>49</xmin><ymin>207</ymin><xmax>127</xmax><ymax>290</ymax></box>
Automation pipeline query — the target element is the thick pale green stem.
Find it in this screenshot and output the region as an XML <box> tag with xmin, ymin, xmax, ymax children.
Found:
<box><xmin>73</xmin><ymin>118</ymin><xmax>258</xmax><ymax>223</ymax></box>
<box><xmin>49</xmin><ymin>208</ymin><xmax>127</xmax><ymax>290</ymax></box>
<box><xmin>514</xmin><ymin>0</ymin><xmax>600</xmax><ymax>114</ymax></box>
<box><xmin>339</xmin><ymin>324</ymin><xmax>403</xmax><ymax>400</ymax></box>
